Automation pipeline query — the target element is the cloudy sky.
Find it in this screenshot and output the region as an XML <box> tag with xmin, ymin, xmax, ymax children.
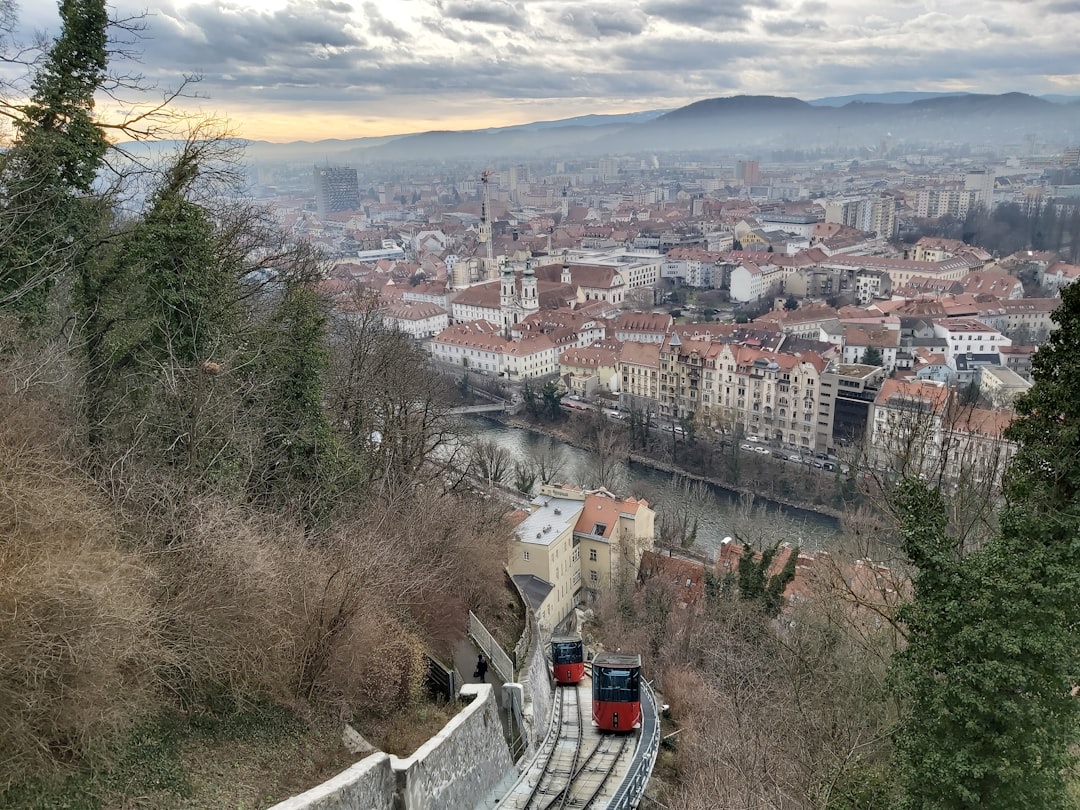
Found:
<box><xmin>19</xmin><ymin>0</ymin><xmax>1080</xmax><ymax>142</ymax></box>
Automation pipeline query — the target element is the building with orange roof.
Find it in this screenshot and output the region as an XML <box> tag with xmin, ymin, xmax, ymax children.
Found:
<box><xmin>508</xmin><ymin>483</ymin><xmax>656</xmax><ymax>632</ymax></box>
<box><xmin>559</xmin><ymin>345</ymin><xmax>621</xmax><ymax>398</ymax></box>
<box><xmin>618</xmin><ymin>341</ymin><xmax>662</xmax><ymax>411</ymax></box>
<box><xmin>614</xmin><ymin>311</ymin><xmax>673</xmax><ymax>343</ymax></box>
<box><xmin>638</xmin><ymin>551</ymin><xmax>707</xmax><ymax>610</ymax></box>
<box><xmin>1042</xmin><ymin>261</ymin><xmax>1080</xmax><ymax>294</ymax></box>
<box><xmin>869</xmin><ymin>379</ymin><xmax>954</xmax><ymax>479</ymax></box>
<box><xmin>659</xmin><ymin>333</ymin><xmax>834</xmax><ymax>452</ymax></box>
<box><xmin>958</xmin><ymin>270</ymin><xmax>1024</xmax><ymax>300</ymax></box>
<box><xmin>381</xmin><ymin>302</ymin><xmax>448</xmax><ymax>339</ymax></box>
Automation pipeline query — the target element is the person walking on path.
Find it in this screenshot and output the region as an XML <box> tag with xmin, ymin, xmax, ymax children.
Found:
<box><xmin>475</xmin><ymin>653</ymin><xmax>489</xmax><ymax>683</ymax></box>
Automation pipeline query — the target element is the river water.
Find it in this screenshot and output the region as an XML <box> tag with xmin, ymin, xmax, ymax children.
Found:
<box><xmin>458</xmin><ymin>415</ymin><xmax>842</xmax><ymax>558</ymax></box>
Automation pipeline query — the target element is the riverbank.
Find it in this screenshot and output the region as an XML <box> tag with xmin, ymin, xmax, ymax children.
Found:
<box><xmin>498</xmin><ymin>412</ymin><xmax>846</xmax><ymax>525</ymax></box>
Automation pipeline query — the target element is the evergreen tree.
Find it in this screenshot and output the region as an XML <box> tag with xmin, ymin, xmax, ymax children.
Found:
<box><xmin>892</xmin><ymin>281</ymin><xmax>1080</xmax><ymax>808</ymax></box>
<box><xmin>733</xmin><ymin>542</ymin><xmax>799</xmax><ymax>616</ymax></box>
<box><xmin>79</xmin><ymin>141</ymin><xmax>243</xmax><ymax>475</ymax></box>
<box><xmin>251</xmin><ymin>281</ymin><xmax>341</xmax><ymax>526</ymax></box>
<box><xmin>861</xmin><ymin>345</ymin><xmax>883</xmax><ymax>366</ymax></box>
<box><xmin>0</xmin><ymin>0</ymin><xmax>109</xmax><ymax>320</ymax></box>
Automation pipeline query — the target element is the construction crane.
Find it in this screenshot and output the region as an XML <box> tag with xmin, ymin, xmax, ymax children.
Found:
<box><xmin>480</xmin><ymin>169</ymin><xmax>494</xmax><ymax>264</ymax></box>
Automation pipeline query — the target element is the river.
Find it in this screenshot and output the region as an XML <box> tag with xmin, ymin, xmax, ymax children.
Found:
<box><xmin>458</xmin><ymin>415</ymin><xmax>842</xmax><ymax>558</ymax></box>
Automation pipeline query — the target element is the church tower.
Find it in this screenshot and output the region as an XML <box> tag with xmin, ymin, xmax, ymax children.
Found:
<box><xmin>521</xmin><ymin>258</ymin><xmax>539</xmax><ymax>317</ymax></box>
<box><xmin>499</xmin><ymin>258</ymin><xmax>516</xmax><ymax>331</ymax></box>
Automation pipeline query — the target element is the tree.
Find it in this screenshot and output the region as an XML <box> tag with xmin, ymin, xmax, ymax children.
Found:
<box><xmin>891</xmin><ymin>280</ymin><xmax>1080</xmax><ymax>808</ymax></box>
<box><xmin>0</xmin><ymin>0</ymin><xmax>109</xmax><ymax>321</ymax></box>
<box><xmin>249</xmin><ymin>279</ymin><xmax>342</xmax><ymax>526</ymax></box>
<box><xmin>861</xmin><ymin>345</ymin><xmax>883</xmax><ymax>366</ymax></box>
<box><xmin>784</xmin><ymin>294</ymin><xmax>799</xmax><ymax>311</ymax></box>
<box><xmin>527</xmin><ymin>436</ymin><xmax>566</xmax><ymax>485</ymax></box>
<box><xmin>539</xmin><ymin>380</ymin><xmax>565</xmax><ymax>421</ymax></box>
<box><xmin>731</xmin><ymin>541</ymin><xmax>799</xmax><ymax>616</ymax></box>
<box><xmin>470</xmin><ymin>438</ymin><xmax>512</xmax><ymax>487</ymax></box>
<box><xmin>78</xmin><ymin>135</ymin><xmax>246</xmax><ymax>479</ymax></box>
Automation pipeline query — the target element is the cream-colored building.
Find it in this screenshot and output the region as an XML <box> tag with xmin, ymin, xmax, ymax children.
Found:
<box><xmin>618</xmin><ymin>341</ymin><xmax>662</xmax><ymax>412</ymax></box>
<box><xmin>508</xmin><ymin>484</ymin><xmax>655</xmax><ymax>632</ymax></box>
<box><xmin>658</xmin><ymin>334</ymin><xmax>833</xmax><ymax>451</ymax></box>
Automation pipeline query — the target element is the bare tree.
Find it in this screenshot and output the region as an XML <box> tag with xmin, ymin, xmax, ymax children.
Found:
<box><xmin>470</xmin><ymin>438</ymin><xmax>513</xmax><ymax>487</ymax></box>
<box><xmin>655</xmin><ymin>474</ymin><xmax>711</xmax><ymax>551</ymax></box>
<box><xmin>527</xmin><ymin>435</ymin><xmax>567</xmax><ymax>484</ymax></box>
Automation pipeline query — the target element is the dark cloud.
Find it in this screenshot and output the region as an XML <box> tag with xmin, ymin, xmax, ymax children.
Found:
<box><xmin>417</xmin><ymin>15</ymin><xmax>494</xmax><ymax>45</ymax></box>
<box><xmin>643</xmin><ymin>0</ymin><xmax>778</xmax><ymax>29</ymax></box>
<box><xmin>762</xmin><ymin>18</ymin><xmax>825</xmax><ymax>35</ymax></box>
<box><xmin>70</xmin><ymin>0</ymin><xmax>1075</xmax><ymax>135</ymax></box>
<box><xmin>363</xmin><ymin>1</ymin><xmax>410</xmax><ymax>39</ymax></box>
<box><xmin>1043</xmin><ymin>0</ymin><xmax>1080</xmax><ymax>11</ymax></box>
<box><xmin>559</xmin><ymin>6</ymin><xmax>648</xmax><ymax>37</ymax></box>
<box><xmin>440</xmin><ymin>0</ymin><xmax>528</xmax><ymax>27</ymax></box>
<box><xmin>608</xmin><ymin>36</ymin><xmax>761</xmax><ymax>71</ymax></box>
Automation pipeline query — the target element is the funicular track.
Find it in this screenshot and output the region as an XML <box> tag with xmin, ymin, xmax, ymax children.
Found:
<box><xmin>500</xmin><ymin>682</ymin><xmax>635</xmax><ymax>810</ymax></box>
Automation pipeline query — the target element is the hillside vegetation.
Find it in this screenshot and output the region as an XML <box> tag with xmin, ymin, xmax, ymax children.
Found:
<box><xmin>0</xmin><ymin>3</ymin><xmax>510</xmax><ymax>805</ymax></box>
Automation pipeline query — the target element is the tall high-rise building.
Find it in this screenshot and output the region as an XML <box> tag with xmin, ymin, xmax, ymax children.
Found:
<box><xmin>598</xmin><ymin>157</ymin><xmax>618</xmax><ymax>183</ymax></box>
<box><xmin>964</xmin><ymin>168</ymin><xmax>995</xmax><ymax>210</ymax></box>
<box><xmin>314</xmin><ymin>164</ymin><xmax>360</xmax><ymax>216</ymax></box>
<box><xmin>735</xmin><ymin>159</ymin><xmax>760</xmax><ymax>185</ymax></box>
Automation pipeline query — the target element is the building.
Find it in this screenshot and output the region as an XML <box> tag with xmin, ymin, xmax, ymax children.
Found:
<box><xmin>614</xmin><ymin>312</ymin><xmax>673</xmax><ymax>344</ymax></box>
<box><xmin>381</xmin><ymin>301</ymin><xmax>448</xmax><ymax>339</ymax></box>
<box><xmin>508</xmin><ymin>484</ymin><xmax>655</xmax><ymax>632</ymax></box>
<box><xmin>559</xmin><ymin>345</ymin><xmax>621</xmax><ymax>398</ymax></box>
<box><xmin>619</xmin><ymin>341</ymin><xmax>662</xmax><ymax>412</ymax></box>
<box><xmin>870</xmin><ymin>375</ymin><xmax>1017</xmax><ymax>486</ymax></box>
<box><xmin>932</xmin><ymin>317</ymin><xmax>1012</xmax><ymax>380</ymax></box>
<box><xmin>658</xmin><ymin>335</ymin><xmax>832</xmax><ymax>452</ymax></box>
<box><xmin>314</xmin><ymin>164</ymin><xmax>360</xmax><ymax>216</ymax></box>
<box><xmin>823</xmin><ymin>363</ymin><xmax>887</xmax><ymax>446</ymax></box>
<box><xmin>978</xmin><ymin>365</ymin><xmax>1032</xmax><ymax>409</ymax></box>
<box><xmin>427</xmin><ymin>320</ymin><xmax>557</xmax><ymax>381</ymax></box>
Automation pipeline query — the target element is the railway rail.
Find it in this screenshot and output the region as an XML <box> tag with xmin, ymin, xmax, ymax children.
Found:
<box><xmin>497</xmin><ymin>680</ymin><xmax>642</xmax><ymax>810</ymax></box>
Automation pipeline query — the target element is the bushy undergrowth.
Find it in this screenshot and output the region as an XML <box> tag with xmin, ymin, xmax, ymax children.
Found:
<box><xmin>0</xmin><ymin>430</ymin><xmax>159</xmax><ymax>781</ymax></box>
<box><xmin>0</xmin><ymin>398</ymin><xmax>510</xmax><ymax>791</ymax></box>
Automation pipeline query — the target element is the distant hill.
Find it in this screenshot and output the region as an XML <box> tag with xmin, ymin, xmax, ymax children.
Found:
<box><xmin>237</xmin><ymin>92</ymin><xmax>1080</xmax><ymax>165</ymax></box>
<box><xmin>809</xmin><ymin>91</ymin><xmax>968</xmax><ymax>106</ymax></box>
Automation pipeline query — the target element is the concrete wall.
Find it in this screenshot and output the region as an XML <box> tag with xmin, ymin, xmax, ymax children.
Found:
<box><xmin>269</xmin><ymin>752</ymin><xmax>395</xmax><ymax>810</ymax></box>
<box><xmin>520</xmin><ymin>633</ymin><xmax>553</xmax><ymax>755</ymax></box>
<box><xmin>269</xmin><ymin>686</ymin><xmax>513</xmax><ymax>810</ymax></box>
<box><xmin>393</xmin><ymin>684</ymin><xmax>514</xmax><ymax>810</ymax></box>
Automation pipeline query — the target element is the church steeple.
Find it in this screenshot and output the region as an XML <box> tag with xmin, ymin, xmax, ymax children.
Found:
<box><xmin>499</xmin><ymin>257</ymin><xmax>515</xmax><ymax>330</ymax></box>
<box><xmin>522</xmin><ymin>257</ymin><xmax>539</xmax><ymax>315</ymax></box>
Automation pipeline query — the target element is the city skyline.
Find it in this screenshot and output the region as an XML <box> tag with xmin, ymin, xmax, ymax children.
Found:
<box><xmin>17</xmin><ymin>0</ymin><xmax>1080</xmax><ymax>142</ymax></box>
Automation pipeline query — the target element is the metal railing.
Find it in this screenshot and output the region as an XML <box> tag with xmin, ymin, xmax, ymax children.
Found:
<box><xmin>607</xmin><ymin>678</ymin><xmax>661</xmax><ymax>810</ymax></box>
<box><xmin>468</xmin><ymin>610</ymin><xmax>515</xmax><ymax>683</ymax></box>
<box><xmin>424</xmin><ymin>653</ymin><xmax>456</xmax><ymax>700</ymax></box>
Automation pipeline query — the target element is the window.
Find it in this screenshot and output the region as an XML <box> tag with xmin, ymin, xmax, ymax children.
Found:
<box><xmin>589</xmin><ymin>548</ymin><xmax>598</xmax><ymax>561</ymax></box>
<box><xmin>593</xmin><ymin>523</ymin><xmax>607</xmax><ymax>536</ymax></box>
<box><xmin>522</xmin><ymin>551</ymin><xmax>530</xmax><ymax>561</ymax></box>
<box><xmin>589</xmin><ymin>570</ymin><xmax>599</xmax><ymax>583</ymax></box>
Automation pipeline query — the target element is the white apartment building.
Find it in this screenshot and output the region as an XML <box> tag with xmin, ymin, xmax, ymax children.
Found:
<box><xmin>932</xmin><ymin>317</ymin><xmax>1012</xmax><ymax>367</ymax></box>
<box><xmin>381</xmin><ymin>301</ymin><xmax>448</xmax><ymax>339</ymax></box>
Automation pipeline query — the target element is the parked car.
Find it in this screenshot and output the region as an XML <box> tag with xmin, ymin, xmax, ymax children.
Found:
<box><xmin>754</xmin><ymin>446</ymin><xmax>770</xmax><ymax>455</ymax></box>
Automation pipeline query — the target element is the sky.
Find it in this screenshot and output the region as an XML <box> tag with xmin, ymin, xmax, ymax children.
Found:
<box><xmin>16</xmin><ymin>0</ymin><xmax>1080</xmax><ymax>142</ymax></box>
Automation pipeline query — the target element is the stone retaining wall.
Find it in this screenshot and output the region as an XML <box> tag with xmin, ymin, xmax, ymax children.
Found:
<box><xmin>269</xmin><ymin>685</ymin><xmax>513</xmax><ymax>810</ymax></box>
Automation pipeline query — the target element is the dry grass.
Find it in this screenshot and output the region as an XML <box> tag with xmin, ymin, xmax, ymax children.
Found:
<box><xmin>0</xmin><ymin>428</ymin><xmax>160</xmax><ymax>786</ymax></box>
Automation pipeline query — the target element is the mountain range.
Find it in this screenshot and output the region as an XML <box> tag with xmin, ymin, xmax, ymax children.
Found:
<box><xmin>240</xmin><ymin>92</ymin><xmax>1080</xmax><ymax>166</ymax></box>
